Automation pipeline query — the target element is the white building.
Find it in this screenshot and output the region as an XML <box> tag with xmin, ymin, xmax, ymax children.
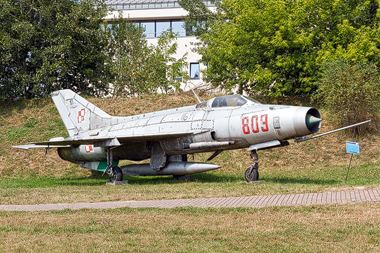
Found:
<box><xmin>105</xmin><ymin>0</ymin><xmax>214</xmax><ymax>91</ymax></box>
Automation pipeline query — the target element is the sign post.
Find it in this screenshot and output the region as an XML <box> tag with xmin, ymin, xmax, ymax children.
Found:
<box><xmin>345</xmin><ymin>141</ymin><xmax>360</xmax><ymax>182</ymax></box>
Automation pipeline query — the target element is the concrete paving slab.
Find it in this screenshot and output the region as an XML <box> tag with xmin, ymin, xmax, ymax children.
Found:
<box><xmin>1</xmin><ymin>188</ymin><xmax>380</xmax><ymax>212</ymax></box>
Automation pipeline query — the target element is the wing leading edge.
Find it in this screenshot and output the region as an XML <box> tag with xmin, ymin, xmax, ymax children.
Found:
<box><xmin>12</xmin><ymin>131</ymin><xmax>198</xmax><ymax>150</ymax></box>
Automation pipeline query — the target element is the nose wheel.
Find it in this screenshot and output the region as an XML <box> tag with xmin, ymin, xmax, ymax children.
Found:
<box><xmin>245</xmin><ymin>150</ymin><xmax>259</xmax><ymax>182</ymax></box>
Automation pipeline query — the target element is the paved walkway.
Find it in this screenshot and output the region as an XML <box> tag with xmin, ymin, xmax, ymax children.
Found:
<box><xmin>1</xmin><ymin>188</ymin><xmax>380</xmax><ymax>212</ymax></box>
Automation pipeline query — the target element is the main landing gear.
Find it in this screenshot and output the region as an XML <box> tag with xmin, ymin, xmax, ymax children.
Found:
<box><xmin>245</xmin><ymin>150</ymin><xmax>259</xmax><ymax>182</ymax></box>
<box><xmin>104</xmin><ymin>147</ymin><xmax>123</xmax><ymax>182</ymax></box>
<box><xmin>109</xmin><ymin>166</ymin><xmax>123</xmax><ymax>182</ymax></box>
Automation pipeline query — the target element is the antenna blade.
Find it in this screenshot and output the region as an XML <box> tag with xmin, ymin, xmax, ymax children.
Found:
<box><xmin>192</xmin><ymin>89</ymin><xmax>202</xmax><ymax>103</ymax></box>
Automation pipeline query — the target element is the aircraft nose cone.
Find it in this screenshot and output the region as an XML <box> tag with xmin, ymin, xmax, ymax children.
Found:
<box><xmin>306</xmin><ymin>114</ymin><xmax>322</xmax><ymax>128</ymax></box>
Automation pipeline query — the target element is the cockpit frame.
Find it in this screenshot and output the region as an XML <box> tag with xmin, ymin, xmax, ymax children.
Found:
<box><xmin>196</xmin><ymin>95</ymin><xmax>260</xmax><ymax>109</ymax></box>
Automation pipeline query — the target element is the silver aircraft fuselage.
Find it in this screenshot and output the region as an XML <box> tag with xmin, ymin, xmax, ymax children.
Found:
<box><xmin>57</xmin><ymin>94</ymin><xmax>320</xmax><ymax>163</ymax></box>
<box><xmin>14</xmin><ymin>90</ymin><xmax>324</xmax><ymax>181</ymax></box>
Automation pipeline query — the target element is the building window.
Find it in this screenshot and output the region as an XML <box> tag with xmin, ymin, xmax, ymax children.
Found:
<box><xmin>111</xmin><ymin>19</ymin><xmax>193</xmax><ymax>38</ymax></box>
<box><xmin>190</xmin><ymin>63</ymin><xmax>200</xmax><ymax>79</ymax></box>
<box><xmin>156</xmin><ymin>21</ymin><xmax>171</xmax><ymax>37</ymax></box>
<box><xmin>172</xmin><ymin>20</ymin><xmax>186</xmax><ymax>37</ymax></box>
<box><xmin>141</xmin><ymin>21</ymin><xmax>155</xmax><ymax>38</ymax></box>
<box><xmin>108</xmin><ymin>1</ymin><xmax>212</xmax><ymax>10</ymax></box>
<box><xmin>110</xmin><ymin>19</ymin><xmax>194</xmax><ymax>38</ymax></box>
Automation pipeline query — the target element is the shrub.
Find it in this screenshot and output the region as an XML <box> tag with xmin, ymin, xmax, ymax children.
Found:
<box><xmin>314</xmin><ymin>60</ymin><xmax>380</xmax><ymax>135</ymax></box>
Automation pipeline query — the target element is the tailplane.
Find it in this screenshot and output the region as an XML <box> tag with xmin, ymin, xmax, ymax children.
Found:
<box><xmin>51</xmin><ymin>89</ymin><xmax>112</xmax><ymax>136</ymax></box>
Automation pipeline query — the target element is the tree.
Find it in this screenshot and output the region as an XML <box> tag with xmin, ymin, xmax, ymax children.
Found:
<box><xmin>179</xmin><ymin>0</ymin><xmax>380</xmax><ymax>97</ymax></box>
<box><xmin>149</xmin><ymin>30</ymin><xmax>189</xmax><ymax>94</ymax></box>
<box><xmin>0</xmin><ymin>0</ymin><xmax>110</xmax><ymax>99</ymax></box>
<box><xmin>107</xmin><ymin>14</ymin><xmax>188</xmax><ymax>97</ymax></box>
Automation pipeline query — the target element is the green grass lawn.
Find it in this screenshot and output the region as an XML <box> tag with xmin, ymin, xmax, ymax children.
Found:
<box><xmin>0</xmin><ymin>157</ymin><xmax>379</xmax><ymax>205</ymax></box>
<box><xmin>1</xmin><ymin>204</ymin><xmax>379</xmax><ymax>252</ymax></box>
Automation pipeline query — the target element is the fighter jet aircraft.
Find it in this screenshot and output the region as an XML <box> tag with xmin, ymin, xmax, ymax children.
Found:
<box><xmin>13</xmin><ymin>89</ymin><xmax>370</xmax><ymax>182</ymax></box>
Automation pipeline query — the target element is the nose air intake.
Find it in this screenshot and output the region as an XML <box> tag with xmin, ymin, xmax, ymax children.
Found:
<box><xmin>305</xmin><ymin>108</ymin><xmax>321</xmax><ymax>133</ymax></box>
<box><xmin>306</xmin><ymin>114</ymin><xmax>322</xmax><ymax>128</ymax></box>
<box><xmin>293</xmin><ymin>107</ymin><xmax>321</xmax><ymax>136</ymax></box>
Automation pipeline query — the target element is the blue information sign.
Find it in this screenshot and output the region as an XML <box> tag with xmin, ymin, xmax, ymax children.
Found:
<box><xmin>346</xmin><ymin>141</ymin><xmax>360</xmax><ymax>154</ymax></box>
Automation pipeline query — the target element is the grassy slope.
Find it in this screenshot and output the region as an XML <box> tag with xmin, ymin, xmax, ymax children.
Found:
<box><xmin>0</xmin><ymin>92</ymin><xmax>379</xmax><ymax>205</ymax></box>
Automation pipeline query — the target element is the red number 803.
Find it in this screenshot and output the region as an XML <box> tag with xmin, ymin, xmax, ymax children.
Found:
<box><xmin>242</xmin><ymin>114</ymin><xmax>269</xmax><ymax>134</ymax></box>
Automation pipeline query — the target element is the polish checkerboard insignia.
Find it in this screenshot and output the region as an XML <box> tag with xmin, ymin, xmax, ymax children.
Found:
<box><xmin>78</xmin><ymin>109</ymin><xmax>85</xmax><ymax>123</ymax></box>
<box><xmin>85</xmin><ymin>145</ymin><xmax>94</xmax><ymax>153</ymax></box>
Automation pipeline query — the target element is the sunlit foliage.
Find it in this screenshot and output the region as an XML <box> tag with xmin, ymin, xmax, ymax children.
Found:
<box><xmin>179</xmin><ymin>0</ymin><xmax>380</xmax><ymax>97</ymax></box>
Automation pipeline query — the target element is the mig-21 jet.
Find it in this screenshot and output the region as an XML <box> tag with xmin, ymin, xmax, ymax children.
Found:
<box><xmin>13</xmin><ymin>89</ymin><xmax>370</xmax><ymax>182</ymax></box>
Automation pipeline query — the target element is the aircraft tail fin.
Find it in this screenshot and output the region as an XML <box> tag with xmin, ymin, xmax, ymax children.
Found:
<box><xmin>51</xmin><ymin>89</ymin><xmax>112</xmax><ymax>137</ymax></box>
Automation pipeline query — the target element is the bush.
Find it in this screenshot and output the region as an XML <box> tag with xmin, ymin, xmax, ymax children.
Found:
<box><xmin>314</xmin><ymin>60</ymin><xmax>380</xmax><ymax>135</ymax></box>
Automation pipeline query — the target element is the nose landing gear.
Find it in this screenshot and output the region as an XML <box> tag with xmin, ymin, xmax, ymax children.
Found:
<box><xmin>245</xmin><ymin>150</ymin><xmax>259</xmax><ymax>182</ymax></box>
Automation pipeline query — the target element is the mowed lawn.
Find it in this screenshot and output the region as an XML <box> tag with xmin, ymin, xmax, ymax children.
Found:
<box><xmin>1</xmin><ymin>204</ymin><xmax>379</xmax><ymax>252</ymax></box>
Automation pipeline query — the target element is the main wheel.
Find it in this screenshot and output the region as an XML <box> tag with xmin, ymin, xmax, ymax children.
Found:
<box><xmin>109</xmin><ymin>166</ymin><xmax>123</xmax><ymax>182</ymax></box>
<box><xmin>245</xmin><ymin>166</ymin><xmax>259</xmax><ymax>182</ymax></box>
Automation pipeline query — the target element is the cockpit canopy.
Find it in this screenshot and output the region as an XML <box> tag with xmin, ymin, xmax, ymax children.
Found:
<box><xmin>196</xmin><ymin>95</ymin><xmax>260</xmax><ymax>109</ymax></box>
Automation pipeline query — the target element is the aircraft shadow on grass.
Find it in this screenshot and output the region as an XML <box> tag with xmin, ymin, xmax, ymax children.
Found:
<box><xmin>2</xmin><ymin>173</ymin><xmax>338</xmax><ymax>188</ymax></box>
<box><xmin>90</xmin><ymin>172</ymin><xmax>338</xmax><ymax>186</ymax></box>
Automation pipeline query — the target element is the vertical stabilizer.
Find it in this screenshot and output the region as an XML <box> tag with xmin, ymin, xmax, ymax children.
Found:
<box><xmin>51</xmin><ymin>89</ymin><xmax>112</xmax><ymax>136</ymax></box>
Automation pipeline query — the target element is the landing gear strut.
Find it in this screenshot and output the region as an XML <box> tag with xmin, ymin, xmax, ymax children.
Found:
<box><xmin>245</xmin><ymin>150</ymin><xmax>259</xmax><ymax>182</ymax></box>
<box><xmin>104</xmin><ymin>147</ymin><xmax>123</xmax><ymax>182</ymax></box>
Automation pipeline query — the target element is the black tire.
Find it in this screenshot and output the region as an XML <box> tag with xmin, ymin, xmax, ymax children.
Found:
<box><xmin>245</xmin><ymin>166</ymin><xmax>259</xmax><ymax>182</ymax></box>
<box><xmin>109</xmin><ymin>166</ymin><xmax>123</xmax><ymax>182</ymax></box>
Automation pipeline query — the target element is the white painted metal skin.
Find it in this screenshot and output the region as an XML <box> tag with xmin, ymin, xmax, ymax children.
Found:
<box><xmin>13</xmin><ymin>89</ymin><xmax>322</xmax><ymax>180</ymax></box>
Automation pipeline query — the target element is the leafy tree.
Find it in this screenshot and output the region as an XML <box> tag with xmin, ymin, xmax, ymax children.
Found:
<box><xmin>0</xmin><ymin>0</ymin><xmax>110</xmax><ymax>99</ymax></box>
<box><xmin>315</xmin><ymin>60</ymin><xmax>380</xmax><ymax>134</ymax></box>
<box><xmin>107</xmin><ymin>14</ymin><xmax>188</xmax><ymax>97</ymax></box>
<box><xmin>179</xmin><ymin>0</ymin><xmax>380</xmax><ymax>97</ymax></box>
<box><xmin>178</xmin><ymin>0</ymin><xmax>221</xmax><ymax>37</ymax></box>
<box><xmin>149</xmin><ymin>30</ymin><xmax>189</xmax><ymax>94</ymax></box>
